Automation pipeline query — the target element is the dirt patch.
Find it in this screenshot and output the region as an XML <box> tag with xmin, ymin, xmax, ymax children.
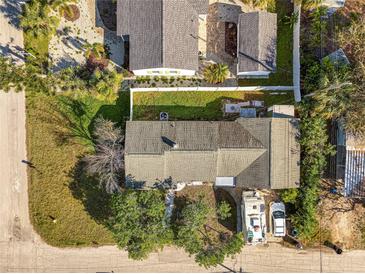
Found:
<box><xmin>319</xmin><ymin>180</ymin><xmax>365</xmax><ymax>249</ymax></box>
<box><xmin>175</xmin><ymin>185</ymin><xmax>236</xmax><ymax>234</ymax></box>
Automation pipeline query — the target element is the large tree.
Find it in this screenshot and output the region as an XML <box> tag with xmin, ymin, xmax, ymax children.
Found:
<box><xmin>84</xmin><ymin>117</ymin><xmax>124</xmax><ymax>193</ymax></box>
<box><xmin>174</xmin><ymin>198</ymin><xmax>244</xmax><ymax>268</ymax></box>
<box><xmin>110</xmin><ymin>190</ymin><xmax>173</xmax><ymax>260</ymax></box>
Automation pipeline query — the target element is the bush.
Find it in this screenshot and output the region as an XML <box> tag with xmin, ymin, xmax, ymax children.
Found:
<box><xmin>203</xmin><ymin>63</ymin><xmax>229</xmax><ymax>84</ymax></box>
<box><xmin>279</xmin><ymin>188</ymin><xmax>299</xmax><ymax>204</ymax></box>
<box><xmin>216</xmin><ymin>201</ymin><xmax>232</xmax><ymax>221</ymax></box>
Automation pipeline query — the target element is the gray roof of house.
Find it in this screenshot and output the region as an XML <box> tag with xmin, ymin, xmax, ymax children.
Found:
<box><xmin>117</xmin><ymin>0</ymin><xmax>208</xmax><ymax>71</ymax></box>
<box><xmin>237</xmin><ymin>12</ymin><xmax>277</xmax><ymax>73</ymax></box>
<box><xmin>125</xmin><ymin>118</ymin><xmax>300</xmax><ymax>189</ymax></box>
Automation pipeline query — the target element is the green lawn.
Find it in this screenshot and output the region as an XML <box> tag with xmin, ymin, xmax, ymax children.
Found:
<box><xmin>238</xmin><ymin>0</ymin><xmax>294</xmax><ymax>86</ymax></box>
<box><xmin>26</xmin><ymin>91</ymin><xmax>129</xmax><ymax>247</ymax></box>
<box><xmin>133</xmin><ymin>90</ymin><xmax>294</xmax><ymax>120</ymax></box>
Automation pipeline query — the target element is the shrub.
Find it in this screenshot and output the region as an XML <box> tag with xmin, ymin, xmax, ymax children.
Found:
<box><xmin>203</xmin><ymin>64</ymin><xmax>229</xmax><ymax>84</ymax></box>
<box><xmin>216</xmin><ymin>201</ymin><xmax>232</xmax><ymax>221</ymax></box>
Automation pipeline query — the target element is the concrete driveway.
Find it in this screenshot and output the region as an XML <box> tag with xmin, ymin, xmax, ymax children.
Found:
<box><xmin>1</xmin><ymin>0</ymin><xmax>365</xmax><ymax>272</ymax></box>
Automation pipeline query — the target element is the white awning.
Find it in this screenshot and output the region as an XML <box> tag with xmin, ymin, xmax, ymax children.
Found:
<box><xmin>215</xmin><ymin>177</ymin><xmax>236</xmax><ymax>187</ymax></box>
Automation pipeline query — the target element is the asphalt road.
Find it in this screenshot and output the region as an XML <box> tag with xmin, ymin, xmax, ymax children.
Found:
<box><xmin>1</xmin><ymin>0</ymin><xmax>365</xmax><ymax>272</ymax></box>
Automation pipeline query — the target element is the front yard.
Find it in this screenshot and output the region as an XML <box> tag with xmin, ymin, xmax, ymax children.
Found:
<box><xmin>26</xmin><ymin>91</ymin><xmax>129</xmax><ymax>246</ymax></box>
<box><xmin>133</xmin><ymin>90</ymin><xmax>294</xmax><ymax>120</ymax></box>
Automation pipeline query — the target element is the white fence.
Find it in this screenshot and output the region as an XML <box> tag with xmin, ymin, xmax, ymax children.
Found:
<box><xmin>131</xmin><ymin>86</ymin><xmax>294</xmax><ymax>93</ymax></box>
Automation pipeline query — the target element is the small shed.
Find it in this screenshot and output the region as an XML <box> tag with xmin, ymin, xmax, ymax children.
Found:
<box><xmin>268</xmin><ymin>105</ymin><xmax>295</xmax><ymax>118</ymax></box>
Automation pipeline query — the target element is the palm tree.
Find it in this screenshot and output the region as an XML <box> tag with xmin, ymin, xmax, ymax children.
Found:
<box><xmin>203</xmin><ymin>63</ymin><xmax>229</xmax><ymax>84</ymax></box>
<box><xmin>20</xmin><ymin>1</ymin><xmax>59</xmax><ymax>37</ymax></box>
<box><xmin>48</xmin><ymin>0</ymin><xmax>77</xmax><ymax>17</ymax></box>
<box><xmin>83</xmin><ymin>42</ymin><xmax>106</xmax><ymax>60</ymax></box>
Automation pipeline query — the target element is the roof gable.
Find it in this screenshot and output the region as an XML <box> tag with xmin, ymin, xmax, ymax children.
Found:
<box><xmin>117</xmin><ymin>0</ymin><xmax>207</xmax><ymax>71</ymax></box>
<box><xmin>238</xmin><ymin>11</ymin><xmax>277</xmax><ymax>73</ymax></box>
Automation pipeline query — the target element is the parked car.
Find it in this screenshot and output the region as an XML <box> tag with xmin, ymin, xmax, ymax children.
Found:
<box><xmin>270</xmin><ymin>202</ymin><xmax>286</xmax><ymax>237</ymax></box>
<box><xmin>241</xmin><ymin>191</ymin><xmax>267</xmax><ymax>245</ymax></box>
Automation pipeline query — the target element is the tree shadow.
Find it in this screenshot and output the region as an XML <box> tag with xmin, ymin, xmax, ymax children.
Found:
<box><xmin>92</xmin><ymin>91</ymin><xmax>130</xmax><ymax>129</ymax></box>
<box><xmin>68</xmin><ymin>158</ymin><xmax>112</xmax><ymax>225</ymax></box>
<box><xmin>214</xmin><ymin>188</ymin><xmax>237</xmax><ymax>232</ymax></box>
<box><xmin>0</xmin><ymin>0</ymin><xmax>23</xmax><ymax>29</ymax></box>
<box><xmin>0</xmin><ymin>44</ymin><xmax>26</xmax><ymax>62</ymax></box>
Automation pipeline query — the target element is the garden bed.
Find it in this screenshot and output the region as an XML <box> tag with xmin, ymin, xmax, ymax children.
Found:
<box><xmin>132</xmin><ymin>90</ymin><xmax>294</xmax><ymax>120</ymax></box>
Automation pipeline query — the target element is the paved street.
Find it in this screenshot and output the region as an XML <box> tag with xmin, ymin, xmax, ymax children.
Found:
<box><xmin>1</xmin><ymin>0</ymin><xmax>365</xmax><ymax>272</ymax></box>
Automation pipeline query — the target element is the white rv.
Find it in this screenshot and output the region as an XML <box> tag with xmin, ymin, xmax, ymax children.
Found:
<box><xmin>241</xmin><ymin>191</ymin><xmax>267</xmax><ymax>245</ymax></box>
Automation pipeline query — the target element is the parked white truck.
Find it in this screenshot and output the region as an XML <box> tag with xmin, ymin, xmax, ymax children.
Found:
<box><xmin>241</xmin><ymin>191</ymin><xmax>267</xmax><ymax>245</ymax></box>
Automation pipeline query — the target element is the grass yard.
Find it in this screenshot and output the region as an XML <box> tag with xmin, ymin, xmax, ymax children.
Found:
<box><xmin>26</xmin><ymin>91</ymin><xmax>129</xmax><ymax>247</ymax></box>
<box><xmin>238</xmin><ymin>0</ymin><xmax>294</xmax><ymax>86</ymax></box>
<box><xmin>133</xmin><ymin>91</ymin><xmax>294</xmax><ymax>120</ymax></box>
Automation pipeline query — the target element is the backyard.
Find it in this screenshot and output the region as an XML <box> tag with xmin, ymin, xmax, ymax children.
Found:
<box><xmin>132</xmin><ymin>90</ymin><xmax>294</xmax><ymax>120</ymax></box>
<box><xmin>238</xmin><ymin>0</ymin><xmax>294</xmax><ymax>86</ymax></box>
<box><xmin>26</xmin><ymin>91</ymin><xmax>129</xmax><ymax>246</ymax></box>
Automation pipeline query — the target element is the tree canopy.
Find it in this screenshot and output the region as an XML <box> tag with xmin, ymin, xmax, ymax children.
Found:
<box><xmin>110</xmin><ymin>190</ymin><xmax>173</xmax><ymax>260</ymax></box>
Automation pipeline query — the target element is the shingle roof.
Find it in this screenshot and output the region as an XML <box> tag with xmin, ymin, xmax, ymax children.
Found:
<box><xmin>117</xmin><ymin>0</ymin><xmax>208</xmax><ymax>71</ymax></box>
<box><xmin>125</xmin><ymin>118</ymin><xmax>300</xmax><ymax>189</ymax></box>
<box><xmin>237</xmin><ymin>12</ymin><xmax>277</xmax><ymax>73</ymax></box>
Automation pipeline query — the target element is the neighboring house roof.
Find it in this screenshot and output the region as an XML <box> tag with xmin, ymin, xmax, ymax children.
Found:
<box><xmin>125</xmin><ymin>118</ymin><xmax>300</xmax><ymax>189</ymax></box>
<box><xmin>237</xmin><ymin>11</ymin><xmax>277</xmax><ymax>73</ymax></box>
<box><xmin>117</xmin><ymin>0</ymin><xmax>208</xmax><ymax>72</ymax></box>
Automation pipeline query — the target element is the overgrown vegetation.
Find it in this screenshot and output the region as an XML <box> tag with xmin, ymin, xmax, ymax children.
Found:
<box><xmin>173</xmin><ymin>187</ymin><xmax>244</xmax><ymax>268</ymax></box>
<box><xmin>286</xmin><ymin>3</ymin><xmax>365</xmax><ymax>244</ymax></box>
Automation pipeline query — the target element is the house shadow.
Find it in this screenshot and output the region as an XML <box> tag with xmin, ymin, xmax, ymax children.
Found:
<box><xmin>94</xmin><ymin>0</ymin><xmax>125</xmax><ymax>68</ymax></box>
<box><xmin>214</xmin><ymin>188</ymin><xmax>237</xmax><ymax>232</ymax></box>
